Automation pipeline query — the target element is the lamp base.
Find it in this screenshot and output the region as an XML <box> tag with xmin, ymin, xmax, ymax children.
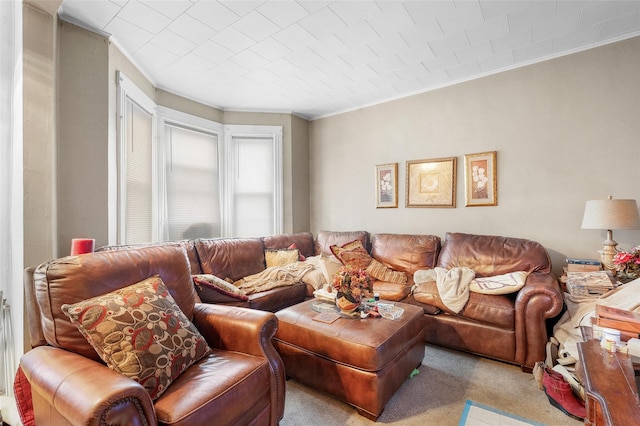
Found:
<box><xmin>598</xmin><ymin>240</ymin><xmax>618</xmax><ymax>275</ymax></box>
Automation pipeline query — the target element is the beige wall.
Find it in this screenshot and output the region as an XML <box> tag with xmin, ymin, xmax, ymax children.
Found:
<box><xmin>310</xmin><ymin>36</ymin><xmax>640</xmax><ymax>277</ymax></box>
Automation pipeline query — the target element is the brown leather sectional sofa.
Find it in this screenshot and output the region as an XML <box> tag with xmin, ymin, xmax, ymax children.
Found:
<box><xmin>94</xmin><ymin>230</ymin><xmax>563</xmax><ymax>371</ymax></box>
<box><xmin>21</xmin><ymin>230</ymin><xmax>562</xmax><ymax>424</ymax></box>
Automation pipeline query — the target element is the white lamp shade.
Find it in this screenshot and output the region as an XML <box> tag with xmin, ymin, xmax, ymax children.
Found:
<box><xmin>581</xmin><ymin>198</ymin><xmax>640</xmax><ymax>230</ymax></box>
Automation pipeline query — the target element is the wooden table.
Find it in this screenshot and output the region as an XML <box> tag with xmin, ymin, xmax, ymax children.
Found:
<box><xmin>577</xmin><ymin>338</ymin><xmax>640</xmax><ymax>425</ymax></box>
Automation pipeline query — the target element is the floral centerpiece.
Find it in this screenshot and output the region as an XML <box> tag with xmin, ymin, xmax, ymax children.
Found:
<box><xmin>331</xmin><ymin>266</ymin><xmax>372</xmax><ymax>313</ymax></box>
<box><xmin>613</xmin><ymin>245</ymin><xmax>640</xmax><ymax>281</ymax></box>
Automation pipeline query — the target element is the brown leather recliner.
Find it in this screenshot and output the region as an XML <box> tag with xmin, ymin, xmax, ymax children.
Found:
<box><xmin>21</xmin><ymin>244</ymin><xmax>285</xmax><ymax>426</ymax></box>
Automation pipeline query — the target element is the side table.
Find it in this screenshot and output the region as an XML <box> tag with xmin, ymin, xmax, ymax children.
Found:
<box><xmin>577</xmin><ymin>338</ymin><xmax>640</xmax><ymax>425</ymax></box>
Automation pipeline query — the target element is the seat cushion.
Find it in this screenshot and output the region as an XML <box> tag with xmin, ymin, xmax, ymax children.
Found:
<box><xmin>413</xmin><ymin>281</ymin><xmax>515</xmax><ymax>329</ymax></box>
<box><xmin>154</xmin><ymin>350</ymin><xmax>271</xmax><ymax>425</ymax></box>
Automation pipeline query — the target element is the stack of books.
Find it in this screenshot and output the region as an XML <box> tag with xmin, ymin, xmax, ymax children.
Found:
<box><xmin>566</xmin><ymin>270</ymin><xmax>615</xmax><ymax>296</ymax></box>
<box><xmin>592</xmin><ymin>305</ymin><xmax>640</xmax><ymax>341</ymax></box>
<box><xmin>566</xmin><ymin>258</ymin><xmax>602</xmax><ymax>272</ymax></box>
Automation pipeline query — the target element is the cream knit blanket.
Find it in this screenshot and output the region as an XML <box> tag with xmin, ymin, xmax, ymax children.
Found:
<box><xmin>414</xmin><ymin>267</ymin><xmax>476</xmax><ymax>313</ymax></box>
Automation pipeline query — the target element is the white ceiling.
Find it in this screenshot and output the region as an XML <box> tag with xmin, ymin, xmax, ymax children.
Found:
<box><xmin>58</xmin><ymin>0</ymin><xmax>640</xmax><ymax>120</ymax></box>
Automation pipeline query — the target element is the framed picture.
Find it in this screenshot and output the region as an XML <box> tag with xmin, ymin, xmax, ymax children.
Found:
<box><xmin>375</xmin><ymin>163</ymin><xmax>398</xmax><ymax>208</ymax></box>
<box><xmin>406</xmin><ymin>157</ymin><xmax>456</xmax><ymax>208</ymax></box>
<box><xmin>464</xmin><ymin>151</ymin><xmax>497</xmax><ymax>206</ymax></box>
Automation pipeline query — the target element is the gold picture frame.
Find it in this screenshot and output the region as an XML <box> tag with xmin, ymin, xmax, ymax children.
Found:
<box><xmin>406</xmin><ymin>157</ymin><xmax>456</xmax><ymax>208</ymax></box>
<box><xmin>464</xmin><ymin>151</ymin><xmax>497</xmax><ymax>207</ymax></box>
<box><xmin>375</xmin><ymin>163</ymin><xmax>398</xmax><ymax>208</ymax></box>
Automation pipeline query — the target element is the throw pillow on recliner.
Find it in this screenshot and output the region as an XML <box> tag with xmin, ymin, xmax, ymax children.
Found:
<box><xmin>193</xmin><ymin>274</ymin><xmax>249</xmax><ymax>302</ymax></box>
<box><xmin>61</xmin><ymin>275</ymin><xmax>211</xmax><ymax>400</ymax></box>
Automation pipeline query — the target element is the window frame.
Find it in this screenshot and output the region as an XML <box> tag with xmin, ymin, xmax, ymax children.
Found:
<box><xmin>115</xmin><ymin>71</ymin><xmax>157</xmax><ymax>244</ymax></box>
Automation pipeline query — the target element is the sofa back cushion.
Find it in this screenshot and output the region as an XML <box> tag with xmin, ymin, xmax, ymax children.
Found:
<box><xmin>315</xmin><ymin>230</ymin><xmax>370</xmax><ymax>256</ymax></box>
<box><xmin>195</xmin><ymin>237</ymin><xmax>266</xmax><ymax>281</ymax></box>
<box><xmin>96</xmin><ymin>239</ymin><xmax>202</xmax><ymax>274</ymax></box>
<box><xmin>437</xmin><ymin>232</ymin><xmax>551</xmax><ymax>277</ymax></box>
<box><xmin>263</xmin><ymin>232</ymin><xmax>315</xmax><ymax>259</ymax></box>
<box><xmin>33</xmin><ymin>244</ymin><xmax>195</xmax><ymax>362</ymax></box>
<box><xmin>370</xmin><ymin>233</ymin><xmax>441</xmax><ymax>276</ymax></box>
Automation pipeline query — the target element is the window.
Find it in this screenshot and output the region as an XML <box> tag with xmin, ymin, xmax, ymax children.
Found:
<box><xmin>116</xmin><ymin>73</ymin><xmax>282</xmax><ymax>244</ymax></box>
<box><xmin>116</xmin><ymin>71</ymin><xmax>156</xmax><ymax>245</ymax></box>
<box><xmin>224</xmin><ymin>126</ymin><xmax>283</xmax><ymax>237</ymax></box>
<box><xmin>158</xmin><ymin>107</ymin><xmax>222</xmax><ymax>241</ymax></box>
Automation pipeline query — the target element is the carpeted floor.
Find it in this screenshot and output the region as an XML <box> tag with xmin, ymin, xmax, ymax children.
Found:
<box><xmin>281</xmin><ymin>344</ymin><xmax>583</xmax><ymax>426</ymax></box>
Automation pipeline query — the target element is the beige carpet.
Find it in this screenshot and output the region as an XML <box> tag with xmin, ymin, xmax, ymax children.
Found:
<box><xmin>281</xmin><ymin>344</ymin><xmax>583</xmax><ymax>426</ymax></box>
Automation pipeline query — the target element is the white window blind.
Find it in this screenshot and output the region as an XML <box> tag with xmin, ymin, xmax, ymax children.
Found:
<box><xmin>124</xmin><ymin>100</ymin><xmax>153</xmax><ymax>244</ymax></box>
<box><xmin>165</xmin><ymin>124</ymin><xmax>220</xmax><ymax>240</ymax></box>
<box><xmin>232</xmin><ymin>136</ymin><xmax>276</xmax><ymax>237</ymax></box>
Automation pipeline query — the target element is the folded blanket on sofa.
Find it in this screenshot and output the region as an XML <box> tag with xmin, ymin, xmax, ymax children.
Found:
<box><xmin>414</xmin><ymin>267</ymin><xmax>475</xmax><ymax>313</ymax></box>
<box><xmin>234</xmin><ymin>262</ymin><xmax>315</xmax><ymax>295</ymax></box>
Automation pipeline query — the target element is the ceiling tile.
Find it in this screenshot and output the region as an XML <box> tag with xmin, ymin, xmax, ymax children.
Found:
<box><xmin>192</xmin><ymin>40</ymin><xmax>234</xmax><ymax>65</ymax></box>
<box><xmin>272</xmin><ymin>24</ymin><xmax>317</xmax><ymax>51</ymax></box>
<box><xmin>117</xmin><ymin>1</ymin><xmax>172</xmax><ymax>35</ymax></box>
<box><xmin>598</xmin><ymin>11</ymin><xmax>640</xmax><ymax>40</ymax></box>
<box><xmin>134</xmin><ymin>42</ymin><xmax>180</xmax><ymax>75</ymax></box>
<box><xmin>402</xmin><ymin>1</ymin><xmax>456</xmax><ymax>25</ymax></box>
<box><xmin>105</xmin><ymin>17</ymin><xmax>155</xmax><ymax>50</ymax></box>
<box><xmin>507</xmin><ymin>1</ymin><xmax>557</xmax><ymax>31</ymax></box>
<box><xmin>166</xmin><ymin>13</ymin><xmax>217</xmax><ymax>44</ymax></box>
<box><xmin>513</xmin><ymin>38</ymin><xmax>554</xmax><ymax>63</ymax></box>
<box><xmin>445</xmin><ymin>60</ymin><xmax>481</xmax><ymax>80</ymax></box>
<box><xmin>455</xmin><ymin>40</ymin><xmax>494</xmax><ymax>64</ymax></box>
<box><xmin>298</xmin><ymin>7</ymin><xmax>347</xmax><ymax>40</ymax></box>
<box><xmin>185</xmin><ymin>1</ymin><xmax>239</xmax><ymax>32</ymax></box>
<box><xmin>298</xmin><ymin>1</ymin><xmax>332</xmax><ymax>15</ymax></box>
<box><xmin>366</xmin><ymin>3</ymin><xmax>414</xmax><ymax>37</ymax></box>
<box><xmin>151</xmin><ymin>29</ymin><xmax>196</xmax><ymax>57</ymax></box>
<box><xmin>328</xmin><ymin>1</ymin><xmax>381</xmax><ymax>25</ymax></box>
<box><xmin>211</xmin><ymin>26</ymin><xmax>256</xmax><ymax>53</ymax></box>
<box><xmin>477</xmin><ymin>49</ymin><xmax>514</xmax><ymax>72</ymax></box>
<box><xmin>423</xmin><ymin>53</ymin><xmax>460</xmax><ymax>73</ymax></box>
<box><xmin>580</xmin><ymin>1</ymin><xmax>637</xmax><ymax>26</ymax></box>
<box><xmin>478</xmin><ymin>0</ymin><xmax>530</xmax><ymax>21</ymax></box>
<box><xmin>219</xmin><ymin>0</ymin><xmax>263</xmax><ymax>17</ymax></box>
<box><xmin>552</xmin><ymin>24</ymin><xmax>600</xmax><ymax>52</ymax></box>
<box><xmin>231</xmin><ymin>50</ymin><xmax>268</xmax><ymax>69</ymax></box>
<box><xmin>169</xmin><ymin>52</ymin><xmax>215</xmax><ymax>75</ymax></box>
<box><xmin>435</xmin><ymin>1</ymin><xmax>484</xmax><ymax>35</ymax></box>
<box><xmin>233</xmin><ymin>10</ymin><xmax>281</xmax><ymax>41</ymax></box>
<box><xmin>428</xmin><ymin>32</ymin><xmax>470</xmax><ymax>57</ymax></box>
<box><xmin>307</xmin><ymin>35</ymin><xmax>350</xmax><ymax>60</ymax></box>
<box><xmin>249</xmin><ymin>38</ymin><xmax>291</xmax><ymax>61</ymax></box>
<box><xmin>335</xmin><ymin>21</ymin><xmax>380</xmax><ymax>49</ymax></box>
<box><xmin>140</xmin><ymin>0</ymin><xmax>192</xmax><ymax>20</ymax></box>
<box><xmin>490</xmin><ymin>27</ymin><xmax>533</xmax><ymax>53</ymax></box>
<box><xmin>465</xmin><ymin>15</ymin><xmax>510</xmax><ymax>43</ymax></box>
<box><xmin>257</xmin><ymin>1</ymin><xmax>309</xmax><ymax>28</ymax></box>
<box><xmin>533</xmin><ymin>12</ymin><xmax>581</xmax><ymax>42</ymax></box>
<box><xmin>339</xmin><ymin>46</ymin><xmax>379</xmax><ymax>67</ymax></box>
<box><xmin>400</xmin><ymin>21</ymin><xmax>443</xmax><ymax>48</ymax></box>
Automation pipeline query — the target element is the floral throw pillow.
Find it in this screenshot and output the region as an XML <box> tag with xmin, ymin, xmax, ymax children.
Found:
<box><xmin>330</xmin><ymin>240</ymin><xmax>373</xmax><ymax>270</ymax></box>
<box><xmin>61</xmin><ymin>275</ymin><xmax>210</xmax><ymax>400</ymax></box>
<box><xmin>366</xmin><ymin>258</ymin><xmax>407</xmax><ymax>284</ymax></box>
<box><xmin>193</xmin><ymin>274</ymin><xmax>249</xmax><ymax>302</ymax></box>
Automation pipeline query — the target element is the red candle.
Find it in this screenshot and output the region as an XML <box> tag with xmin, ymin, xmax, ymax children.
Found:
<box><xmin>70</xmin><ymin>238</ymin><xmax>95</xmax><ymax>255</ymax></box>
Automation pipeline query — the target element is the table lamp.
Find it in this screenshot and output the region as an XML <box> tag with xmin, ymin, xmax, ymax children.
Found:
<box><xmin>581</xmin><ymin>196</ymin><xmax>640</xmax><ymax>272</ymax></box>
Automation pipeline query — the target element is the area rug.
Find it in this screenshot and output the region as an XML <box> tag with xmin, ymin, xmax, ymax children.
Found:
<box><xmin>459</xmin><ymin>400</ymin><xmax>546</xmax><ymax>426</ymax></box>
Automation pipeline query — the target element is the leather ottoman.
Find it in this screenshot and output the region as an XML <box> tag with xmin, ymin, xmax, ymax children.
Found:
<box><xmin>274</xmin><ymin>300</ymin><xmax>425</xmax><ymax>420</ymax></box>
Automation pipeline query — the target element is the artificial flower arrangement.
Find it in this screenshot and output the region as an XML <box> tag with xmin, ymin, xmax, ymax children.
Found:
<box><xmin>331</xmin><ymin>266</ymin><xmax>372</xmax><ymax>301</ymax></box>
<box><xmin>613</xmin><ymin>246</ymin><xmax>640</xmax><ymax>278</ymax></box>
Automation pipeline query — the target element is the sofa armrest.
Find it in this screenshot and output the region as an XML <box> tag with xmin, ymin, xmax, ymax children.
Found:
<box><xmin>20</xmin><ymin>346</ymin><xmax>156</xmax><ymax>426</ymax></box>
<box><xmin>192</xmin><ymin>303</ymin><xmax>285</xmax><ymax>424</ymax></box>
<box><xmin>515</xmin><ymin>272</ymin><xmax>564</xmax><ymax>369</ymax></box>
